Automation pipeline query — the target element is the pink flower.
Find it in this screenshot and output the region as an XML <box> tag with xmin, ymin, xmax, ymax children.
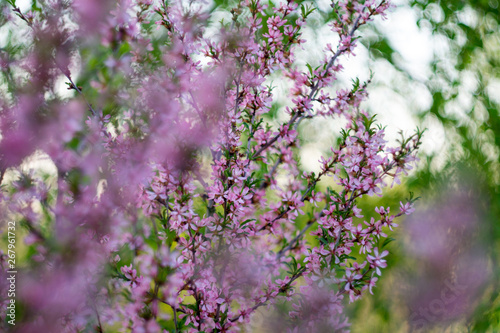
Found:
<box><xmin>120</xmin><ymin>265</ymin><xmax>143</xmax><ymax>288</ymax></box>
<box><xmin>367</xmin><ymin>274</ymin><xmax>378</xmax><ymax>295</ymax></box>
<box><xmin>341</xmin><ymin>269</ymin><xmax>363</xmax><ymax>291</ymax></box>
<box><xmin>367</xmin><ymin>248</ymin><xmax>389</xmax><ymax>276</ymax></box>
<box><xmin>400</xmin><ymin>201</ymin><xmax>415</xmax><ymax>215</ymax></box>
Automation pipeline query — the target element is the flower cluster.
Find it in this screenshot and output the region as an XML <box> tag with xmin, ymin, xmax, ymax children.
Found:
<box><xmin>0</xmin><ymin>0</ymin><xmax>422</xmax><ymax>332</ymax></box>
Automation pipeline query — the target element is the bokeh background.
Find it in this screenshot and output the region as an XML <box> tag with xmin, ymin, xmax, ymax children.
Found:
<box><xmin>344</xmin><ymin>0</ymin><xmax>500</xmax><ymax>331</ymax></box>
<box><xmin>1</xmin><ymin>0</ymin><xmax>499</xmax><ymax>332</ymax></box>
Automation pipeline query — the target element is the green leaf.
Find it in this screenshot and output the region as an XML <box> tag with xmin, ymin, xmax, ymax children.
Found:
<box><xmin>306</xmin><ymin>63</ymin><xmax>314</xmax><ymax>76</ymax></box>
<box><xmin>382</xmin><ymin>237</ymin><xmax>395</xmax><ymax>248</ymax></box>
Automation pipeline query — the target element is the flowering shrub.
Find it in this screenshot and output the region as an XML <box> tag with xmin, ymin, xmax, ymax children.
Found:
<box><xmin>0</xmin><ymin>0</ymin><xmax>422</xmax><ymax>332</ymax></box>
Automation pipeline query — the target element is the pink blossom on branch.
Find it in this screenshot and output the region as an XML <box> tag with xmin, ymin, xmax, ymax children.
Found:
<box><xmin>0</xmin><ymin>0</ymin><xmax>423</xmax><ymax>332</ymax></box>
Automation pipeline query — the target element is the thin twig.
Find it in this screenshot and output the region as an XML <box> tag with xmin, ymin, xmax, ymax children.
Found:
<box><xmin>173</xmin><ymin>306</ymin><xmax>179</xmax><ymax>333</ymax></box>
<box><xmin>228</xmin><ymin>267</ymin><xmax>306</xmax><ymax>323</ymax></box>
<box><xmin>276</xmin><ymin>209</ymin><xmax>325</xmax><ymax>259</ymax></box>
<box><xmin>66</xmin><ymin>75</ymin><xmax>97</xmax><ymax>117</ymax></box>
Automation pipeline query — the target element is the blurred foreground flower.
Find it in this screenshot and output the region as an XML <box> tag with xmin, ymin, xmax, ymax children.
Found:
<box><xmin>403</xmin><ymin>186</ymin><xmax>491</xmax><ymax>330</ymax></box>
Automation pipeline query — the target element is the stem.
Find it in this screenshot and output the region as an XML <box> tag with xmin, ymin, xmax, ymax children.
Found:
<box><xmin>173</xmin><ymin>306</ymin><xmax>179</xmax><ymax>333</ymax></box>
<box><xmin>277</xmin><ymin>210</ymin><xmax>325</xmax><ymax>259</ymax></box>
<box><xmin>95</xmin><ymin>307</ymin><xmax>104</xmax><ymax>333</ymax></box>
<box><xmin>259</xmin><ymin>144</ymin><xmax>344</xmax><ymax>231</ymax></box>
<box><xmin>308</xmin><ymin>14</ymin><xmax>363</xmax><ymax>101</ymax></box>
<box><xmin>228</xmin><ymin>266</ymin><xmax>306</xmax><ymax>323</ymax></box>
<box><xmin>250</xmin><ymin>13</ymin><xmax>366</xmax><ymax>161</ymax></box>
<box><xmin>251</xmin><ymin>113</ymin><xmax>300</xmax><ymax>159</ymax></box>
<box><xmin>66</xmin><ymin>75</ymin><xmax>97</xmax><ymax>117</ymax></box>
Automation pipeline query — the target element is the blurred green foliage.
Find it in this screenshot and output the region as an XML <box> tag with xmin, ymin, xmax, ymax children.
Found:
<box><xmin>351</xmin><ymin>0</ymin><xmax>500</xmax><ymax>331</ymax></box>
